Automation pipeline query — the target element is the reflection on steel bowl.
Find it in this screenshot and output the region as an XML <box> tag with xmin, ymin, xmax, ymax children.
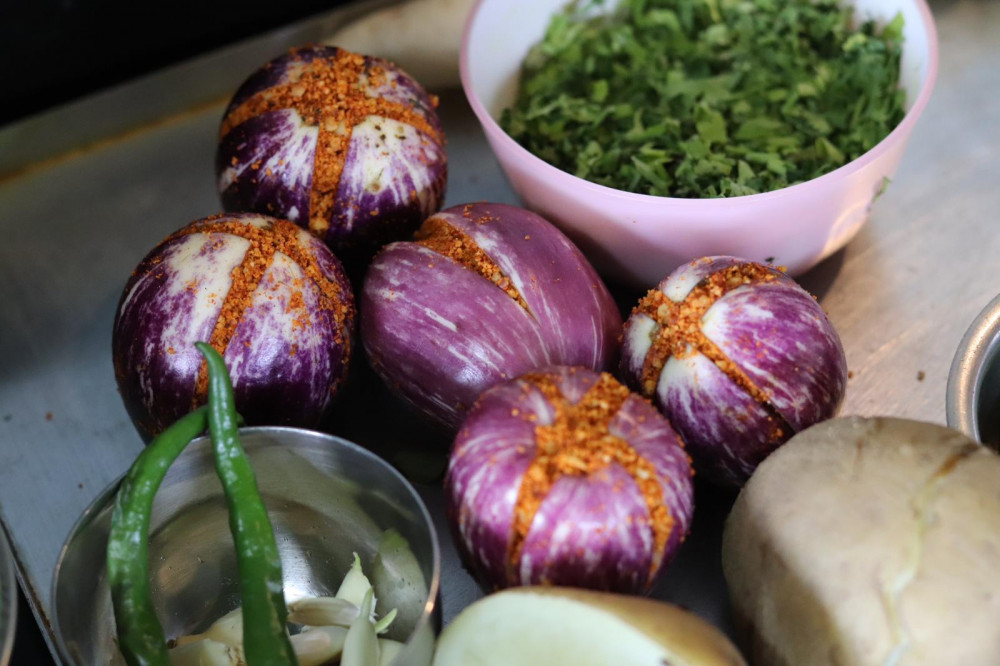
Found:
<box><xmin>51</xmin><ymin>427</ymin><xmax>441</xmax><ymax>666</ymax></box>
<box><xmin>0</xmin><ymin>528</ymin><xmax>16</xmax><ymax>666</ymax></box>
<box><xmin>947</xmin><ymin>292</ymin><xmax>1000</xmax><ymax>447</ymax></box>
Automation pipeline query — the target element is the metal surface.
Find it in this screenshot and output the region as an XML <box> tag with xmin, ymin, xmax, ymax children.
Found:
<box><xmin>51</xmin><ymin>427</ymin><xmax>440</xmax><ymax>666</ymax></box>
<box><xmin>0</xmin><ymin>0</ymin><xmax>998</xmax><ymax>662</ymax></box>
<box><xmin>946</xmin><ymin>292</ymin><xmax>1000</xmax><ymax>444</ymax></box>
<box><xmin>0</xmin><ymin>529</ymin><xmax>15</xmax><ymax>666</ymax></box>
<box><xmin>0</xmin><ymin>0</ymin><xmax>401</xmax><ymax>179</ymax></box>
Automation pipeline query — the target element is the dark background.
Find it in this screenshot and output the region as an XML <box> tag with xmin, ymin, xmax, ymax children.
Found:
<box><xmin>0</xmin><ymin>0</ymin><xmax>364</xmax><ymax>127</ymax></box>
<box><xmin>3</xmin><ymin>2</ymin><xmax>369</xmax><ymax>661</ymax></box>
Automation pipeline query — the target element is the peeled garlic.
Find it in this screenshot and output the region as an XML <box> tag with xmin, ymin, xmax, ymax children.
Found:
<box><xmin>342</xmin><ymin>588</ymin><xmax>380</xmax><ymax>666</ymax></box>
<box><xmin>290</xmin><ymin>626</ymin><xmax>349</xmax><ymax>666</ymax></box>
<box><xmin>288</xmin><ymin>596</ymin><xmax>360</xmax><ymax>627</ymax></box>
<box><xmin>378</xmin><ymin>638</ymin><xmax>405</xmax><ymax>666</ymax></box>
<box><xmin>170</xmin><ymin>544</ymin><xmax>404</xmax><ymax>665</ymax></box>
<box><xmin>373</xmin><ymin>608</ymin><xmax>397</xmax><ymax>635</ymax></box>
<box><xmin>338</xmin><ymin>553</ymin><xmax>377</xmax><ymax>613</ymax></box>
<box><xmin>173</xmin><ymin>608</ymin><xmax>243</xmax><ymax>649</ymax></box>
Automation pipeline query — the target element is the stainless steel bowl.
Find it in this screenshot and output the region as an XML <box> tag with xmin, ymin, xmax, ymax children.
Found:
<box><xmin>0</xmin><ymin>528</ymin><xmax>16</xmax><ymax>666</ymax></box>
<box><xmin>947</xmin><ymin>293</ymin><xmax>1000</xmax><ymax>445</ymax></box>
<box><xmin>52</xmin><ymin>427</ymin><xmax>441</xmax><ymax>665</ymax></box>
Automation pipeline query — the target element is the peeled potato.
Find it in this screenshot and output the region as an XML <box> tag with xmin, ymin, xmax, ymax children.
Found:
<box><xmin>723</xmin><ymin>416</ymin><xmax>1000</xmax><ymax>666</ymax></box>
<box><xmin>433</xmin><ymin>587</ymin><xmax>746</xmax><ymax>666</ymax></box>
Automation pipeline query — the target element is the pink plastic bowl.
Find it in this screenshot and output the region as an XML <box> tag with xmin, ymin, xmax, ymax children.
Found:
<box><xmin>460</xmin><ymin>0</ymin><xmax>938</xmax><ymax>288</ymax></box>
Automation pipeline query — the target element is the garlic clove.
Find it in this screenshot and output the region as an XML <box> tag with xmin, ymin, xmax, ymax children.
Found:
<box><xmin>290</xmin><ymin>626</ymin><xmax>350</xmax><ymax>666</ymax></box>
<box><xmin>342</xmin><ymin>588</ymin><xmax>380</xmax><ymax>666</ymax></box>
<box><xmin>373</xmin><ymin>607</ymin><xmax>397</xmax><ymax>635</ymax></box>
<box><xmin>337</xmin><ymin>552</ymin><xmax>376</xmax><ymax>613</ymax></box>
<box><xmin>377</xmin><ymin>638</ymin><xmax>405</xmax><ymax>666</ymax></box>
<box><xmin>173</xmin><ymin>608</ymin><xmax>244</xmax><ymax>648</ymax></box>
<box><xmin>288</xmin><ymin>596</ymin><xmax>360</xmax><ymax>627</ymax></box>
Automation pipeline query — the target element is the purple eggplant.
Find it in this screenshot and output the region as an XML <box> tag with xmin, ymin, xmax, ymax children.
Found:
<box><xmin>621</xmin><ymin>256</ymin><xmax>847</xmax><ymax>487</ymax></box>
<box><xmin>215</xmin><ymin>45</ymin><xmax>447</xmax><ymax>258</ymax></box>
<box><xmin>360</xmin><ymin>202</ymin><xmax>622</xmax><ymax>429</ymax></box>
<box><xmin>445</xmin><ymin>366</ymin><xmax>694</xmax><ymax>594</ymax></box>
<box><xmin>112</xmin><ymin>213</ymin><xmax>355</xmax><ymax>440</ymax></box>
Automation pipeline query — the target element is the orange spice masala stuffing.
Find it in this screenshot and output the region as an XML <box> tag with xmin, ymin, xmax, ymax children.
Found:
<box><xmin>219</xmin><ymin>49</ymin><xmax>443</xmax><ymax>237</ymax></box>
<box><xmin>507</xmin><ymin>372</ymin><xmax>674</xmax><ymax>585</ymax></box>
<box><xmin>166</xmin><ymin>217</ymin><xmax>354</xmax><ymax>404</ymax></box>
<box><xmin>634</xmin><ymin>261</ymin><xmax>788</xmax><ymax>443</ymax></box>
<box><xmin>415</xmin><ymin>215</ymin><xmax>531</xmax><ymax>314</ymax></box>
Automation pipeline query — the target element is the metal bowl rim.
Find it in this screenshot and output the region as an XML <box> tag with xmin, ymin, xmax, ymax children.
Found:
<box><xmin>946</xmin><ymin>292</ymin><xmax>1000</xmax><ymax>441</ymax></box>
<box><xmin>50</xmin><ymin>425</ymin><xmax>442</xmax><ymax>664</ymax></box>
<box><xmin>0</xmin><ymin>527</ymin><xmax>17</xmax><ymax>666</ymax></box>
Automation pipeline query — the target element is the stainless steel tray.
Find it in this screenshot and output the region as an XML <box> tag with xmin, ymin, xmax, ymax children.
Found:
<box><xmin>1</xmin><ymin>0</ymin><xmax>998</xmax><ymax>661</ymax></box>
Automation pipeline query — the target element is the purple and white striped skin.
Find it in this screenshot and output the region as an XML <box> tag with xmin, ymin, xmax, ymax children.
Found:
<box><xmin>361</xmin><ymin>202</ymin><xmax>623</xmax><ymax>430</ymax></box>
<box><xmin>621</xmin><ymin>256</ymin><xmax>847</xmax><ymax>487</ymax></box>
<box><xmin>215</xmin><ymin>45</ymin><xmax>447</xmax><ymax>258</ymax></box>
<box><xmin>445</xmin><ymin>366</ymin><xmax>694</xmax><ymax>594</ymax></box>
<box><xmin>112</xmin><ymin>213</ymin><xmax>355</xmax><ymax>441</ymax></box>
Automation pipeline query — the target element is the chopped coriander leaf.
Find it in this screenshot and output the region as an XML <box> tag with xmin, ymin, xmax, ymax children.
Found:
<box><xmin>500</xmin><ymin>0</ymin><xmax>906</xmax><ymax>198</ymax></box>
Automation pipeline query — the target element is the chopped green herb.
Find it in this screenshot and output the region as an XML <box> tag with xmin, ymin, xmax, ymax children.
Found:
<box><xmin>500</xmin><ymin>0</ymin><xmax>906</xmax><ymax>197</ymax></box>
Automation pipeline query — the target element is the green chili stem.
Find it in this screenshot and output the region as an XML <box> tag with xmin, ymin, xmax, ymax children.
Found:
<box><xmin>196</xmin><ymin>342</ymin><xmax>298</xmax><ymax>666</ymax></box>
<box><xmin>107</xmin><ymin>406</ymin><xmax>209</xmax><ymax>666</ymax></box>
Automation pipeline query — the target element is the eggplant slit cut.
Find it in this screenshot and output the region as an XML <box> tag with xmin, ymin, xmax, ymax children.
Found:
<box><xmin>414</xmin><ymin>216</ymin><xmax>534</xmax><ymax>317</ymax></box>
<box><xmin>505</xmin><ymin>372</ymin><xmax>674</xmax><ymax>587</ymax></box>
<box><xmin>637</xmin><ymin>262</ymin><xmax>795</xmax><ymax>444</ymax></box>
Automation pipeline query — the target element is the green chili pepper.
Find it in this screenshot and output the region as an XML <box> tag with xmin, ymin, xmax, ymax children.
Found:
<box><xmin>196</xmin><ymin>342</ymin><xmax>298</xmax><ymax>666</ymax></box>
<box><xmin>107</xmin><ymin>406</ymin><xmax>209</xmax><ymax>666</ymax></box>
